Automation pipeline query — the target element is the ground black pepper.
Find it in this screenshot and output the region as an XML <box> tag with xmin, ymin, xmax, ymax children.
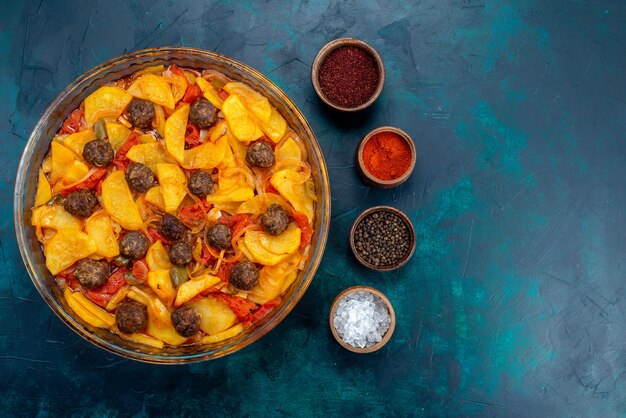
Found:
<box><xmin>353</xmin><ymin>210</ymin><xmax>411</xmax><ymax>268</ymax></box>
<box><xmin>318</xmin><ymin>46</ymin><xmax>379</xmax><ymax>108</ymax></box>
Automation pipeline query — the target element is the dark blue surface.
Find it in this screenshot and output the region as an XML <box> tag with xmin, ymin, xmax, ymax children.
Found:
<box><xmin>2</xmin><ymin>1</ymin><xmax>626</xmax><ymax>416</ymax></box>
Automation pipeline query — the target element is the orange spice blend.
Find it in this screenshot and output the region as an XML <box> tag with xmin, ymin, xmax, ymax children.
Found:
<box><xmin>362</xmin><ymin>132</ymin><xmax>412</xmax><ymax>181</ymax></box>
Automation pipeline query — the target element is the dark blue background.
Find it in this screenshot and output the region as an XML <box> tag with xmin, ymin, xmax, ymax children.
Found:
<box><xmin>2</xmin><ymin>1</ymin><xmax>626</xmax><ymax>416</ymax></box>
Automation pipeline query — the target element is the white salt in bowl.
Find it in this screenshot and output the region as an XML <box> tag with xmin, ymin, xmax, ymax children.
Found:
<box><xmin>328</xmin><ymin>286</ymin><xmax>396</xmax><ymax>353</ymax></box>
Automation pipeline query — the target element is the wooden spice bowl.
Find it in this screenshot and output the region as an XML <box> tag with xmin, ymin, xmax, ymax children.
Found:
<box><xmin>356</xmin><ymin>126</ymin><xmax>416</xmax><ymax>188</ymax></box>
<box><xmin>349</xmin><ymin>206</ymin><xmax>416</xmax><ymax>272</ymax></box>
<box><xmin>311</xmin><ymin>37</ymin><xmax>385</xmax><ymax>112</ymax></box>
<box><xmin>329</xmin><ymin>286</ymin><xmax>396</xmax><ymax>353</ymax></box>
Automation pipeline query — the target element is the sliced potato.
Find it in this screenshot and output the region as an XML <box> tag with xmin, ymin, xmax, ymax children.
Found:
<box><xmin>50</xmin><ymin>142</ymin><xmax>76</xmax><ymax>183</ymax></box>
<box><xmin>146</xmin><ymin>240</ymin><xmax>173</xmax><ymax>271</ymax></box>
<box><xmin>270</xmin><ymin>169</ymin><xmax>315</xmax><ymax>222</ymax></box>
<box><xmin>221</xmin><ymin>94</ymin><xmax>263</xmax><ymax>143</ymax></box>
<box><xmin>34</xmin><ymin>170</ymin><xmax>52</xmax><ymax>207</ymax></box>
<box><xmin>276</xmin><ymin>137</ymin><xmax>302</xmax><ymax>171</ymax></box>
<box><xmin>62</xmin><ymin>129</ymin><xmax>96</xmax><ymax>157</ymax></box>
<box><xmin>195</xmin><ymin>76</ymin><xmax>224</xmax><ymax>109</ymax></box>
<box><xmin>182</xmin><ymin>136</ymin><xmax>229</xmax><ymax>169</ymax></box>
<box><xmin>61</xmin><ymin>160</ymin><xmax>89</xmax><ymax>185</ymax></box>
<box><xmin>206</xmin><ymin>170</ymin><xmax>254</xmax><ymax>204</ymax></box>
<box><xmin>243</xmin><ymin>223</ymin><xmax>300</xmax><ymax>266</ymax></box>
<box><xmin>127</xmin><ymin>74</ymin><xmax>175</xmax><ymax>110</ymax></box>
<box><xmin>201</xmin><ymin>323</ymin><xmax>244</xmax><ymax>343</ymax></box>
<box><xmin>144</xmin><ymin>186</ymin><xmax>165</xmax><ymax>210</ymax></box>
<box><xmin>223</xmin><ymin>82</ymin><xmax>271</xmax><ymax>124</ymax></box>
<box><xmin>147</xmin><ymin>270</ymin><xmax>177</xmax><ymax>307</ymax></box>
<box><xmin>164</xmin><ymin>103</ymin><xmax>189</xmax><ymax>164</ymax></box>
<box><xmin>85</xmin><ymin>211</ymin><xmax>120</xmax><ymax>258</ymax></box>
<box><xmin>64</xmin><ymin>288</ymin><xmax>112</xmax><ymax>328</ymax></box>
<box><xmin>174</xmin><ymin>274</ymin><xmax>221</xmax><ymax>306</ymax></box>
<box><xmin>101</xmin><ymin>171</ymin><xmax>143</xmax><ymax>230</ymax></box>
<box><xmin>44</xmin><ymin>229</ymin><xmax>96</xmax><ymax>275</ymax></box>
<box><xmin>84</xmin><ymin>86</ymin><xmax>133</xmax><ymax>128</ymax></box>
<box><xmin>260</xmin><ymin>108</ymin><xmax>287</xmax><ymax>143</ymax></box>
<box><xmin>146</xmin><ymin>297</ymin><xmax>187</xmax><ymax>346</ymax></box>
<box><xmin>236</xmin><ymin>192</ymin><xmax>291</xmax><ymax>215</ymax></box>
<box><xmin>32</xmin><ymin>205</ymin><xmax>82</xmax><ymax>230</ymax></box>
<box><xmin>105</xmin><ymin>122</ymin><xmax>131</xmax><ymax>151</ymax></box>
<box><xmin>156</xmin><ymin>163</ymin><xmax>187</xmax><ymax>214</ymax></box>
<box><xmin>71</xmin><ymin>291</ymin><xmax>116</xmax><ymax>327</ymax></box>
<box><xmin>126</xmin><ymin>142</ymin><xmax>173</xmax><ymax>172</ymax></box>
<box><xmin>127</xmin><ymin>333</ymin><xmax>164</xmax><ymax>349</ymax></box>
<box><xmin>188</xmin><ymin>296</ymin><xmax>238</xmax><ymax>335</ymax></box>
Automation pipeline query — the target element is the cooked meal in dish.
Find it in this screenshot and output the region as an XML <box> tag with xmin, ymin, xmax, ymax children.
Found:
<box><xmin>31</xmin><ymin>64</ymin><xmax>316</xmax><ymax>348</ymax></box>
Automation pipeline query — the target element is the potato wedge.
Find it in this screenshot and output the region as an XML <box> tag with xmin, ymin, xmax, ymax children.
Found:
<box><xmin>126</xmin><ymin>142</ymin><xmax>173</xmax><ymax>172</ymax></box>
<box><xmin>147</xmin><ymin>270</ymin><xmax>177</xmax><ymax>307</ymax></box>
<box><xmin>105</xmin><ymin>122</ymin><xmax>131</xmax><ymax>151</ymax></box>
<box><xmin>164</xmin><ymin>103</ymin><xmax>189</xmax><ymax>164</ymax></box>
<box><xmin>44</xmin><ymin>229</ymin><xmax>96</xmax><ymax>275</ymax></box>
<box><xmin>188</xmin><ymin>296</ymin><xmax>238</xmax><ymax>335</ymax></box>
<box><xmin>223</xmin><ymin>82</ymin><xmax>271</xmax><ymax>124</ymax></box>
<box><xmin>195</xmin><ymin>77</ymin><xmax>224</xmax><ymax>109</ymax></box>
<box><xmin>236</xmin><ymin>192</ymin><xmax>291</xmax><ymax>215</ymax></box>
<box><xmin>34</xmin><ymin>170</ymin><xmax>52</xmax><ymax>207</ymax></box>
<box><xmin>64</xmin><ymin>288</ymin><xmax>112</xmax><ymax>328</ymax></box>
<box><xmin>127</xmin><ymin>74</ymin><xmax>175</xmax><ymax>110</ymax></box>
<box><xmin>144</xmin><ymin>186</ymin><xmax>165</xmax><ymax>210</ymax></box>
<box><xmin>50</xmin><ymin>142</ymin><xmax>76</xmax><ymax>184</ymax></box>
<box><xmin>62</xmin><ymin>129</ymin><xmax>96</xmax><ymax>157</ymax></box>
<box><xmin>174</xmin><ymin>274</ymin><xmax>221</xmax><ymax>306</ymax></box>
<box><xmin>182</xmin><ymin>136</ymin><xmax>229</xmax><ymax>169</ymax></box>
<box><xmin>101</xmin><ymin>171</ymin><xmax>143</xmax><ymax>230</ymax></box>
<box><xmin>270</xmin><ymin>169</ymin><xmax>315</xmax><ymax>222</ymax></box>
<box><xmin>84</xmin><ymin>86</ymin><xmax>133</xmax><ymax>128</ymax></box>
<box><xmin>221</xmin><ymin>94</ymin><xmax>263</xmax><ymax>142</ymax></box>
<box><xmin>201</xmin><ymin>323</ymin><xmax>244</xmax><ymax>344</ymax></box>
<box><xmin>146</xmin><ymin>240</ymin><xmax>174</xmax><ymax>271</ymax></box>
<box><xmin>260</xmin><ymin>107</ymin><xmax>287</xmax><ymax>143</ymax></box>
<box><xmin>32</xmin><ymin>205</ymin><xmax>82</xmax><ymax>230</ymax></box>
<box><xmin>61</xmin><ymin>160</ymin><xmax>89</xmax><ymax>185</ymax></box>
<box><xmin>147</xmin><ymin>297</ymin><xmax>187</xmax><ymax>346</ymax></box>
<box><xmin>85</xmin><ymin>211</ymin><xmax>120</xmax><ymax>258</ymax></box>
<box><xmin>156</xmin><ymin>163</ymin><xmax>187</xmax><ymax>214</ymax></box>
<box><xmin>71</xmin><ymin>291</ymin><xmax>116</xmax><ymax>327</ymax></box>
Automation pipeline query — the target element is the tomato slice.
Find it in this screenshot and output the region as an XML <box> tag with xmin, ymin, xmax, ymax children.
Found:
<box><xmin>214</xmin><ymin>293</ymin><xmax>258</xmax><ymax>320</ymax></box>
<box><xmin>185</xmin><ymin>123</ymin><xmax>201</xmax><ymax>148</ymax></box>
<box><xmin>243</xmin><ymin>297</ymin><xmax>282</xmax><ymax>328</ymax></box>
<box><xmin>61</xmin><ymin>109</ymin><xmax>84</xmax><ymax>134</ymax></box>
<box><xmin>131</xmin><ymin>260</ymin><xmax>149</xmax><ymax>284</ymax></box>
<box><xmin>59</xmin><ymin>168</ymin><xmax>108</xmax><ymax>197</ymax></box>
<box><xmin>147</xmin><ymin>227</ymin><xmax>170</xmax><ymax>245</ymax></box>
<box><xmin>112</xmin><ymin>132</ymin><xmax>139</xmax><ymax>171</ymax></box>
<box><xmin>182</xmin><ymin>84</ymin><xmax>203</xmax><ymax>104</ymax></box>
<box><xmin>86</xmin><ymin>267</ymin><xmax>127</xmax><ymax>306</ymax></box>
<box><xmin>291</xmin><ymin>211</ymin><xmax>313</xmax><ymax>249</ymax></box>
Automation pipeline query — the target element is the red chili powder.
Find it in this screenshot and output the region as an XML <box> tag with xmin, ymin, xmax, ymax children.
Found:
<box><xmin>362</xmin><ymin>132</ymin><xmax>412</xmax><ymax>181</ymax></box>
<box><xmin>318</xmin><ymin>46</ymin><xmax>379</xmax><ymax>108</ymax></box>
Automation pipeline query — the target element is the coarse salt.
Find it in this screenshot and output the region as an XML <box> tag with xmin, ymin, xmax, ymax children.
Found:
<box><xmin>333</xmin><ymin>291</ymin><xmax>391</xmax><ymax>348</ymax></box>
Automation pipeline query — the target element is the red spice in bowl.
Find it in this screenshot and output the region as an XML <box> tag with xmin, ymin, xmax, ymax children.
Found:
<box><xmin>318</xmin><ymin>46</ymin><xmax>379</xmax><ymax>108</ymax></box>
<box><xmin>356</xmin><ymin>126</ymin><xmax>416</xmax><ymax>188</ymax></box>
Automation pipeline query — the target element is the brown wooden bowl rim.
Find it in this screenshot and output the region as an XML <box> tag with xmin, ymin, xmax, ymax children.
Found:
<box><xmin>349</xmin><ymin>205</ymin><xmax>416</xmax><ymax>271</ymax></box>
<box><xmin>310</xmin><ymin>37</ymin><xmax>385</xmax><ymax>112</ymax></box>
<box><xmin>356</xmin><ymin>126</ymin><xmax>416</xmax><ymax>188</ymax></box>
<box><xmin>328</xmin><ymin>285</ymin><xmax>396</xmax><ymax>353</ymax></box>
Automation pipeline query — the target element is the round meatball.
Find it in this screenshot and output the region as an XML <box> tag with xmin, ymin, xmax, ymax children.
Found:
<box><xmin>171</xmin><ymin>306</ymin><xmax>200</xmax><ymax>337</ymax></box>
<box><xmin>82</xmin><ymin>139</ymin><xmax>114</xmax><ymax>167</ymax></box>
<box><xmin>119</xmin><ymin>231</ymin><xmax>149</xmax><ymax>260</ymax></box>
<box><xmin>116</xmin><ymin>299</ymin><xmax>148</xmax><ymax>334</ymax></box>
<box><xmin>64</xmin><ymin>189</ymin><xmax>98</xmax><ymax>218</ymax></box>
<box><xmin>125</xmin><ymin>162</ymin><xmax>155</xmax><ymax>193</ymax></box>
<box><xmin>189</xmin><ymin>98</ymin><xmax>217</xmax><ymax>129</ymax></box>
<box><xmin>246</xmin><ymin>141</ymin><xmax>275</xmax><ymax>168</ymax></box>
<box><xmin>229</xmin><ymin>260</ymin><xmax>259</xmax><ymax>291</ymax></box>
<box><xmin>127</xmin><ymin>98</ymin><xmax>155</xmax><ymax>129</ymax></box>
<box><xmin>206</xmin><ymin>224</ymin><xmax>232</xmax><ymax>250</ymax></box>
<box><xmin>168</xmin><ymin>241</ymin><xmax>192</xmax><ymax>266</ymax></box>
<box><xmin>188</xmin><ymin>171</ymin><xmax>214</xmax><ymax>197</ymax></box>
<box><xmin>158</xmin><ymin>214</ymin><xmax>186</xmax><ymax>241</ymax></box>
<box><xmin>260</xmin><ymin>204</ymin><xmax>289</xmax><ymax>235</ymax></box>
<box><xmin>74</xmin><ymin>259</ymin><xmax>110</xmax><ymax>289</ymax></box>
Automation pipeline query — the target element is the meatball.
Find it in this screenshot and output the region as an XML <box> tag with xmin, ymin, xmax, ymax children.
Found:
<box><xmin>168</xmin><ymin>241</ymin><xmax>192</xmax><ymax>266</ymax></box>
<box><xmin>171</xmin><ymin>306</ymin><xmax>200</xmax><ymax>337</ymax></box>
<box><xmin>82</xmin><ymin>139</ymin><xmax>115</xmax><ymax>167</ymax></box>
<box><xmin>159</xmin><ymin>214</ymin><xmax>187</xmax><ymax>241</ymax></box>
<box><xmin>206</xmin><ymin>224</ymin><xmax>232</xmax><ymax>250</ymax></box>
<box><xmin>64</xmin><ymin>189</ymin><xmax>98</xmax><ymax>218</ymax></box>
<box><xmin>119</xmin><ymin>231</ymin><xmax>149</xmax><ymax>260</ymax></box>
<box><xmin>260</xmin><ymin>204</ymin><xmax>290</xmax><ymax>235</ymax></box>
<box><xmin>246</xmin><ymin>141</ymin><xmax>275</xmax><ymax>168</ymax></box>
<box><xmin>74</xmin><ymin>259</ymin><xmax>110</xmax><ymax>289</ymax></box>
<box><xmin>229</xmin><ymin>260</ymin><xmax>259</xmax><ymax>291</ymax></box>
<box><xmin>189</xmin><ymin>98</ymin><xmax>217</xmax><ymax>129</ymax></box>
<box><xmin>115</xmin><ymin>299</ymin><xmax>148</xmax><ymax>334</ymax></box>
<box><xmin>127</xmin><ymin>98</ymin><xmax>155</xmax><ymax>129</ymax></box>
<box><xmin>125</xmin><ymin>162</ymin><xmax>155</xmax><ymax>193</ymax></box>
<box><xmin>188</xmin><ymin>171</ymin><xmax>214</xmax><ymax>197</ymax></box>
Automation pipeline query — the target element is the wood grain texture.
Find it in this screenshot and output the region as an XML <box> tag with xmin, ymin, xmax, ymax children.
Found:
<box><xmin>1</xmin><ymin>0</ymin><xmax>626</xmax><ymax>416</ymax></box>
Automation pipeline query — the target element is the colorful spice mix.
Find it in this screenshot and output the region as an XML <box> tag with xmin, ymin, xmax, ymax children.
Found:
<box><xmin>318</xmin><ymin>46</ymin><xmax>379</xmax><ymax>108</ymax></box>
<box><xmin>361</xmin><ymin>131</ymin><xmax>412</xmax><ymax>181</ymax></box>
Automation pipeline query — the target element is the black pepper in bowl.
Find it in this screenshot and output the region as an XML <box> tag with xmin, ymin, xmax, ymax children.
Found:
<box><xmin>350</xmin><ymin>206</ymin><xmax>415</xmax><ymax>271</ymax></box>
